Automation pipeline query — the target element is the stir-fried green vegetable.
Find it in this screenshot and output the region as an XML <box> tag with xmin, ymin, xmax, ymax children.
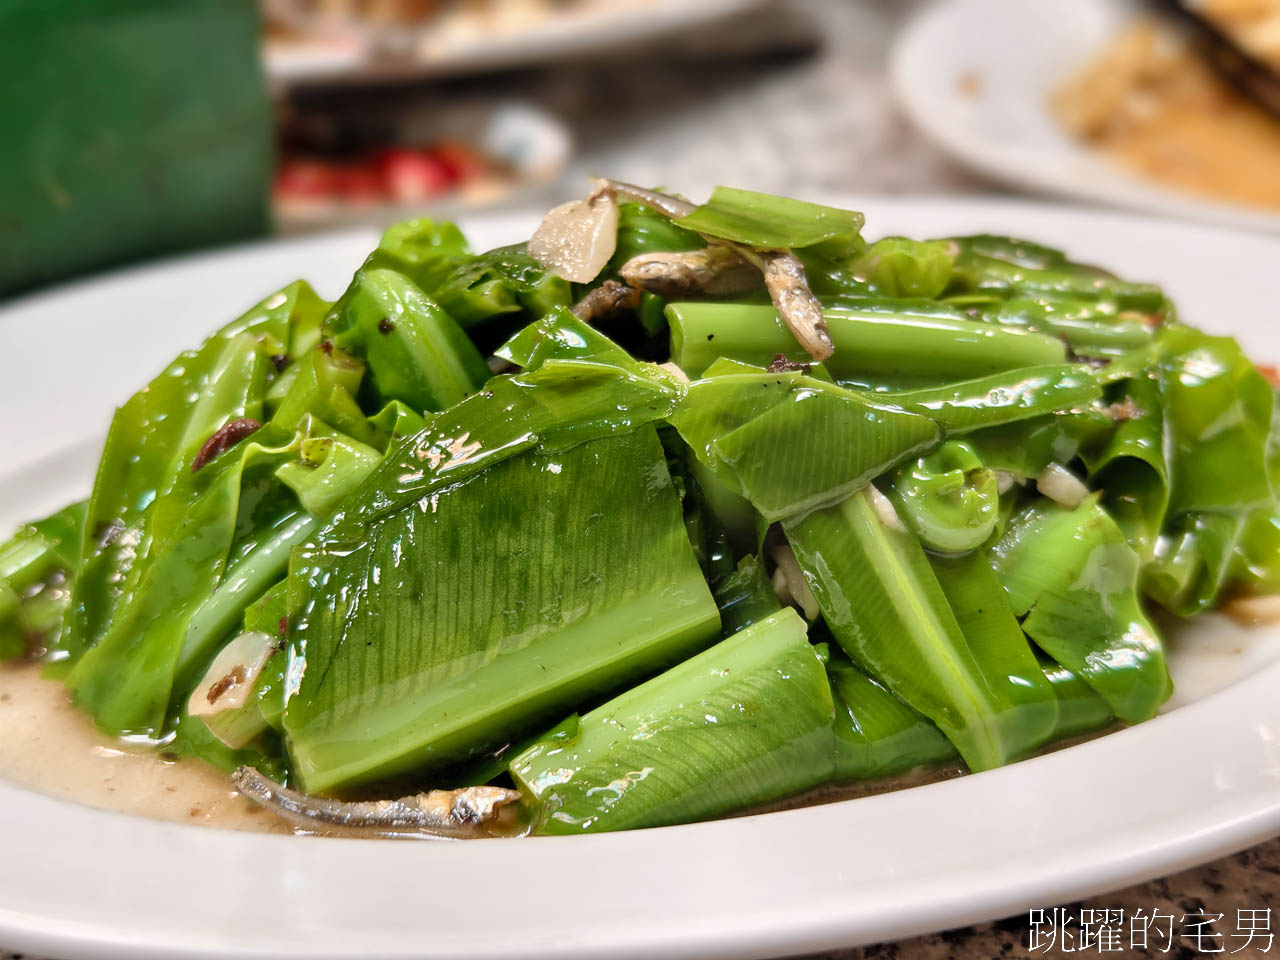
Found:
<box><xmin>2</xmin><ymin>183</ymin><xmax>1274</xmax><ymax>836</ymax></box>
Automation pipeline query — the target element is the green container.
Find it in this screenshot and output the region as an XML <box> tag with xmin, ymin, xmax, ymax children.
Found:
<box><xmin>0</xmin><ymin>0</ymin><xmax>272</xmax><ymax>298</ymax></box>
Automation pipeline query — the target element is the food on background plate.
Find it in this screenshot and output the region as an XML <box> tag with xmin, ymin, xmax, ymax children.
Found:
<box><xmin>275</xmin><ymin>140</ymin><xmax>508</xmax><ymax>212</ymax></box>
<box><xmin>1052</xmin><ymin>2</ymin><xmax>1280</xmax><ymax>210</ymax></box>
<box><xmin>3</xmin><ymin>181</ymin><xmax>1278</xmax><ymax>838</ymax></box>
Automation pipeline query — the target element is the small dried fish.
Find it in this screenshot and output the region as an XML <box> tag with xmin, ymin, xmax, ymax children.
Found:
<box><xmin>761</xmin><ymin>252</ymin><xmax>833</xmax><ymax>361</ymax></box>
<box><xmin>571</xmin><ymin>278</ymin><xmax>642</xmax><ymax>323</ymax></box>
<box><xmin>620</xmin><ymin>247</ymin><xmax>758</xmax><ymax>300</ymax></box>
<box><xmin>232</xmin><ymin>766</ymin><xmax>526</xmax><ymax>839</ymax></box>
<box><xmin>602</xmin><ymin>180</ymin><xmax>834</xmax><ymax>362</ymax></box>
<box><xmin>602</xmin><ymin>178</ymin><xmax>696</xmax><ymax>219</ymax></box>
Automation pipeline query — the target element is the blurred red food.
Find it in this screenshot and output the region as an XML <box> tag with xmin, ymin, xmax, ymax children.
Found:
<box><xmin>431</xmin><ymin>140</ymin><xmax>488</xmax><ymax>183</ymax></box>
<box><xmin>332</xmin><ymin>160</ymin><xmax>383</xmax><ymax>205</ymax></box>
<box><xmin>377</xmin><ymin>148</ymin><xmax>453</xmax><ymax>203</ymax></box>
<box><xmin>275</xmin><ymin>158</ymin><xmax>339</xmax><ymax>199</ymax></box>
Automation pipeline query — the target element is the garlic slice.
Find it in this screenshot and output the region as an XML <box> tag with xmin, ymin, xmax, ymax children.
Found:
<box><xmin>187</xmin><ymin>630</ymin><xmax>277</xmax><ymax>718</ymax></box>
<box><xmin>527</xmin><ymin>181</ymin><xmax>619</xmax><ymax>283</ymax></box>
<box><xmin>771</xmin><ymin>544</ymin><xmax>820</xmax><ymax>621</ymax></box>
<box><xmin>1036</xmin><ymin>463</ymin><xmax>1090</xmax><ymax>509</ymax></box>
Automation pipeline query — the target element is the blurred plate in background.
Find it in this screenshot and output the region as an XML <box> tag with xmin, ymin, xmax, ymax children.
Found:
<box><xmin>892</xmin><ymin>0</ymin><xmax>1280</xmax><ymax>233</ymax></box>
<box><xmin>264</xmin><ymin>0</ymin><xmax>765</xmax><ymax>85</ymax></box>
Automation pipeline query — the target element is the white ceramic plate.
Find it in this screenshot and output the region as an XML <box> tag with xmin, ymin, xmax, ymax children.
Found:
<box><xmin>2</xmin><ymin>198</ymin><xmax>1280</xmax><ymax>960</ymax></box>
<box><xmin>892</xmin><ymin>0</ymin><xmax>1280</xmax><ymax>234</ymax></box>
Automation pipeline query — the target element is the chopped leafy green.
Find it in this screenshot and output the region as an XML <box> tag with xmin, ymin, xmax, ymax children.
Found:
<box><xmin>674</xmin><ymin>186</ymin><xmax>865</xmax><ymax>253</ymax></box>
<box><xmin>511</xmin><ymin>609</ymin><xmax>833</xmax><ymax>834</ymax></box>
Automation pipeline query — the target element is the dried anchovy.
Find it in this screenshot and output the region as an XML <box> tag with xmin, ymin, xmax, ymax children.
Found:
<box><xmin>762</xmin><ymin>253</ymin><xmax>833</xmax><ymax>361</ymax></box>
<box><xmin>192</xmin><ymin>418</ymin><xmax>261</xmax><ymax>473</ymax></box>
<box><xmin>571</xmin><ymin>279</ymin><xmax>642</xmax><ymax>323</ymax></box>
<box><xmin>602</xmin><ymin>180</ymin><xmax>833</xmax><ymax>362</ymax></box>
<box><xmin>603</xmin><ymin>178</ymin><xmax>696</xmax><ymax>219</ymax></box>
<box><xmin>231</xmin><ymin>766</ymin><xmax>525</xmax><ymax>839</ymax></box>
<box><xmin>620</xmin><ymin>247</ymin><xmax>758</xmax><ymax>300</ymax></box>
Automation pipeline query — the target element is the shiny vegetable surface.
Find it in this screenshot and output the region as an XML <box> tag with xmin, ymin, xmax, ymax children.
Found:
<box><xmin>512</xmin><ymin>608</ymin><xmax>833</xmax><ymax>834</ymax></box>
<box><xmin>1</xmin><ymin>184</ymin><xmax>1272</xmax><ymax>836</ymax></box>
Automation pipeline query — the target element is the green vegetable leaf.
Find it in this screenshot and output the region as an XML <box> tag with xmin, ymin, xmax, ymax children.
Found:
<box><xmin>885</xmin><ymin>364</ymin><xmax>1102</xmax><ymax>436</ymax></box>
<box><xmin>784</xmin><ymin>486</ymin><xmax>1057</xmax><ymax>770</ymax></box>
<box><xmin>1079</xmin><ymin>376</ymin><xmax>1168</xmax><ymax>559</ymax></box>
<box><xmin>329</xmin><ymin>267</ymin><xmax>490</xmax><ymax>414</ymax></box>
<box><xmin>511</xmin><ymin>608</ymin><xmax>833</xmax><ymax>834</ymax></box>
<box><xmin>712</xmin><ymin>555</ymin><xmax>781</xmax><ymax>636</ymax></box>
<box><xmin>825</xmin><ymin>645</ymin><xmax>957</xmax><ymax>782</ymax></box>
<box><xmin>674</xmin><ymin>186</ymin><xmax>865</xmax><ymax>252</ymax></box>
<box><xmin>852</xmin><ymin>237</ymin><xmax>954</xmax><ymax>299</ymax></box>
<box><xmin>991</xmin><ymin>495</ymin><xmax>1172</xmax><ymax>721</ymax></box>
<box><xmin>0</xmin><ymin>500</ymin><xmax>86</xmax><ymax>660</ymax></box>
<box><xmin>284</xmin><ymin>425</ymin><xmax>720</xmax><ymax>792</ymax></box>
<box><xmin>888</xmin><ymin>441</ymin><xmax>999</xmax><ymax>554</ymax></box>
<box><xmin>670</xmin><ymin>371</ymin><xmax>939</xmax><ymax>522</ymax></box>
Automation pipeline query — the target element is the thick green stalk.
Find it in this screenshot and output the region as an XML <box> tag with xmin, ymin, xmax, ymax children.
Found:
<box><xmin>511</xmin><ymin>608</ymin><xmax>834</xmax><ymax>835</ymax></box>
<box><xmin>947</xmin><ymin>244</ymin><xmax>1165</xmax><ymax>311</ymax></box>
<box><xmin>667</xmin><ymin>301</ymin><xmax>1066</xmax><ymax>380</ymax></box>
<box><xmin>978</xmin><ymin>298</ymin><xmax>1156</xmax><ymax>358</ymax></box>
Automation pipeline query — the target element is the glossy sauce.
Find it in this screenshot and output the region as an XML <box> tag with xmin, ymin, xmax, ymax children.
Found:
<box><xmin>0</xmin><ymin>660</ymin><xmax>286</xmax><ymax>834</ymax></box>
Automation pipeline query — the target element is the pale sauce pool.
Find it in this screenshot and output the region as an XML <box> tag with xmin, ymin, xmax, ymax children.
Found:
<box><xmin>0</xmin><ymin>660</ymin><xmax>286</xmax><ymax>834</ymax></box>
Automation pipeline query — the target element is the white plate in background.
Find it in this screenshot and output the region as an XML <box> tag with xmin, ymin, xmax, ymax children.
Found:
<box><xmin>1</xmin><ymin>198</ymin><xmax>1279</xmax><ymax>959</ymax></box>
<box><xmin>892</xmin><ymin>0</ymin><xmax>1280</xmax><ymax>234</ymax></box>
<box><xmin>265</xmin><ymin>0</ymin><xmax>764</xmax><ymax>85</ymax></box>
